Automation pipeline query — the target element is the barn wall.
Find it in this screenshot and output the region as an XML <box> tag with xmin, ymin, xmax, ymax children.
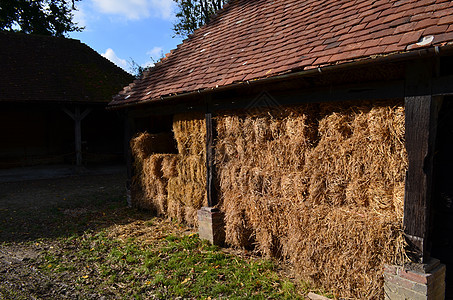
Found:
<box><xmin>0</xmin><ymin>104</ymin><xmax>73</xmax><ymax>168</ymax></box>
<box><xmin>0</xmin><ymin>103</ymin><xmax>125</xmax><ymax>168</ymax></box>
<box><xmin>215</xmin><ymin>99</ymin><xmax>407</xmax><ymax>298</ymax></box>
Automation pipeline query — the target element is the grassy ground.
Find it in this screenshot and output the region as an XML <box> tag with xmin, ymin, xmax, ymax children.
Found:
<box><xmin>0</xmin><ymin>173</ymin><xmax>331</xmax><ymax>299</ymax></box>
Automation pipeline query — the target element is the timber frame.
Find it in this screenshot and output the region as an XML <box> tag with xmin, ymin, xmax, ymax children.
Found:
<box><xmin>117</xmin><ymin>49</ymin><xmax>453</xmax><ymax>264</ymax></box>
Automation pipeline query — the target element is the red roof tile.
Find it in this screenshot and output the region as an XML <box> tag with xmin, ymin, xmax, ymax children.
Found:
<box><xmin>110</xmin><ymin>0</ymin><xmax>453</xmax><ymax>107</ymax></box>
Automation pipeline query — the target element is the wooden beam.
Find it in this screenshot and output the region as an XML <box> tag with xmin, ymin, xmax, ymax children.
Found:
<box><xmin>124</xmin><ymin>111</ymin><xmax>135</xmax><ymax>207</ymax></box>
<box><xmin>205</xmin><ymin>112</ymin><xmax>217</xmax><ymax>207</ymax></box>
<box><xmin>403</xmin><ymin>96</ymin><xmax>440</xmax><ymax>262</ymax></box>
<box><xmin>74</xmin><ymin>106</ymin><xmax>82</xmax><ymax>166</ymax></box>
<box><xmin>432</xmin><ymin>74</ymin><xmax>453</xmax><ymax>96</ymax></box>
<box><xmin>403</xmin><ymin>59</ymin><xmax>438</xmax><ymax>263</ymax></box>
<box><xmin>62</xmin><ymin>106</ymin><xmax>92</xmax><ymax>167</ymax></box>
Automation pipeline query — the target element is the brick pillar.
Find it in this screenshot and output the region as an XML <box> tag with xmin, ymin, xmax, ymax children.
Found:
<box><xmin>384</xmin><ymin>258</ymin><xmax>446</xmax><ymax>299</ymax></box>
<box><xmin>197</xmin><ymin>207</ymin><xmax>225</xmax><ymax>246</ymax></box>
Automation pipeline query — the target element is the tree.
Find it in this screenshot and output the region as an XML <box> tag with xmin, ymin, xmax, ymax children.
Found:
<box><xmin>0</xmin><ymin>0</ymin><xmax>82</xmax><ymax>37</ymax></box>
<box><xmin>173</xmin><ymin>0</ymin><xmax>227</xmax><ymax>38</ymax></box>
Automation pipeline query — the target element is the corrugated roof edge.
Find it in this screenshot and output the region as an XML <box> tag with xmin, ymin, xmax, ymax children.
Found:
<box><xmin>108</xmin><ymin>42</ymin><xmax>453</xmax><ymax>110</ymax></box>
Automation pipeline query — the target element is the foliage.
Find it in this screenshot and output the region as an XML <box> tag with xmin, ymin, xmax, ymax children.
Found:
<box><xmin>0</xmin><ymin>0</ymin><xmax>82</xmax><ymax>37</ymax></box>
<box><xmin>39</xmin><ymin>230</ymin><xmax>308</xmax><ymax>299</ymax></box>
<box><xmin>128</xmin><ymin>51</ymin><xmax>164</xmax><ymax>79</ymax></box>
<box><xmin>173</xmin><ymin>0</ymin><xmax>227</xmax><ymax>37</ymax></box>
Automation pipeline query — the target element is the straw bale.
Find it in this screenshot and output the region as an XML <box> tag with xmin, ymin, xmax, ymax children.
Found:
<box><xmin>130</xmin><ymin>131</ymin><xmax>180</xmax><ymax>212</ymax></box>
<box><xmin>130</xmin><ymin>112</ymin><xmax>206</xmax><ymax>226</ymax></box>
<box><xmin>131</xmin><ymin>153</ymin><xmax>180</xmax><ymax>215</ymax></box>
<box><xmin>162</xmin><ymin>113</ymin><xmax>207</xmax><ymax>225</ymax></box>
<box><xmin>161</xmin><ymin>154</ymin><xmax>179</xmax><ymax>178</ymax></box>
<box><xmin>173</xmin><ymin>113</ymin><xmax>206</xmax><ymax>156</ymax></box>
<box><xmin>167</xmin><ymin>194</ymin><xmax>185</xmax><ymax>223</ymax></box>
<box><xmin>130</xmin><ymin>132</ymin><xmax>175</xmax><ymax>160</ymax></box>
<box><xmin>215</xmin><ymin>99</ymin><xmax>408</xmax><ymax>298</ymax></box>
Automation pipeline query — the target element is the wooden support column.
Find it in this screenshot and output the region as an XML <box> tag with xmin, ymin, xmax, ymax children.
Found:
<box><xmin>404</xmin><ymin>96</ymin><xmax>439</xmax><ymax>262</ymax></box>
<box><xmin>63</xmin><ymin>105</ymin><xmax>92</xmax><ymax>167</ymax></box>
<box><xmin>199</xmin><ymin>104</ymin><xmax>224</xmax><ymax>245</ymax></box>
<box><xmin>124</xmin><ymin>110</ymin><xmax>135</xmax><ymax>207</ymax></box>
<box><xmin>403</xmin><ymin>60</ymin><xmax>438</xmax><ymax>263</ymax></box>
<box><xmin>205</xmin><ymin>111</ymin><xmax>217</xmax><ymax>207</ymax></box>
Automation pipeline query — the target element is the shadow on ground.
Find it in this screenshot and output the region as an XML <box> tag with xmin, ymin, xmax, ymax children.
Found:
<box><xmin>0</xmin><ymin>172</ymin><xmax>151</xmax><ymax>243</ymax></box>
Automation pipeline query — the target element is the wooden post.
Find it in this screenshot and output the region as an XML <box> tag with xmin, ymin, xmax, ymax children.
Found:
<box><xmin>403</xmin><ymin>96</ymin><xmax>440</xmax><ymax>262</ymax></box>
<box><xmin>63</xmin><ymin>105</ymin><xmax>92</xmax><ymax>167</ymax></box>
<box><xmin>124</xmin><ymin>111</ymin><xmax>135</xmax><ymax>207</ymax></box>
<box><xmin>205</xmin><ymin>111</ymin><xmax>217</xmax><ymax>207</ymax></box>
<box><xmin>74</xmin><ymin>106</ymin><xmax>82</xmax><ymax>166</ymax></box>
<box><xmin>403</xmin><ymin>60</ymin><xmax>438</xmax><ymax>263</ymax></box>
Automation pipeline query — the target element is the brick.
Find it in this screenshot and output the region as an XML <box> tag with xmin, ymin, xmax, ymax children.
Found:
<box><xmin>384</xmin><ymin>264</ymin><xmax>399</xmax><ymax>276</ymax></box>
<box><xmin>198</xmin><ymin>207</ymin><xmax>225</xmax><ymax>246</ymax></box>
<box><xmin>384</xmin><ymin>273</ymin><xmax>415</xmax><ymax>289</ymax></box>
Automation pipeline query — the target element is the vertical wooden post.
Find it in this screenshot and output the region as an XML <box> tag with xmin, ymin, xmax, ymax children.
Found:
<box><xmin>74</xmin><ymin>106</ymin><xmax>82</xmax><ymax>166</ymax></box>
<box><xmin>124</xmin><ymin>111</ymin><xmax>135</xmax><ymax>207</ymax></box>
<box><xmin>205</xmin><ymin>111</ymin><xmax>217</xmax><ymax>207</ymax></box>
<box><xmin>62</xmin><ymin>105</ymin><xmax>92</xmax><ymax>168</ymax></box>
<box><xmin>404</xmin><ymin>96</ymin><xmax>439</xmax><ymax>263</ymax></box>
<box><xmin>403</xmin><ymin>59</ymin><xmax>438</xmax><ymax>263</ymax></box>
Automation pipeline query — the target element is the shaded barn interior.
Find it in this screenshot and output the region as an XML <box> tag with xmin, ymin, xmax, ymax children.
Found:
<box><xmin>432</xmin><ymin>95</ymin><xmax>453</xmax><ymax>298</ymax></box>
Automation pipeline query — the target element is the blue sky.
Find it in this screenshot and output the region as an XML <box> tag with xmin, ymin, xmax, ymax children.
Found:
<box><xmin>69</xmin><ymin>0</ymin><xmax>183</xmax><ymax>73</ymax></box>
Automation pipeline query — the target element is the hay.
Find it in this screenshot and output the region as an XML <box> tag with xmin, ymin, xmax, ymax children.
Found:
<box><xmin>130</xmin><ymin>112</ymin><xmax>207</xmax><ymax>225</ymax></box>
<box><xmin>173</xmin><ymin>113</ymin><xmax>206</xmax><ymax>156</ymax></box>
<box><xmin>165</xmin><ymin>113</ymin><xmax>207</xmax><ymax>226</ymax></box>
<box><xmin>215</xmin><ymin>100</ymin><xmax>408</xmax><ymax>298</ymax></box>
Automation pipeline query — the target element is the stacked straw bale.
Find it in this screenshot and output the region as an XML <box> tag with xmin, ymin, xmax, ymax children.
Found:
<box><xmin>130</xmin><ymin>132</ymin><xmax>178</xmax><ymax>215</ymax></box>
<box><xmin>167</xmin><ymin>113</ymin><xmax>207</xmax><ymax>226</ymax></box>
<box><xmin>130</xmin><ymin>113</ymin><xmax>207</xmax><ymax>227</ymax></box>
<box><xmin>215</xmin><ymin>100</ymin><xmax>407</xmax><ymax>298</ymax></box>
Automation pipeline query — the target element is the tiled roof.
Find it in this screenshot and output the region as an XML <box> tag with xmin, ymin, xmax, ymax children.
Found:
<box><xmin>0</xmin><ymin>32</ymin><xmax>134</xmax><ymax>103</ymax></box>
<box><xmin>110</xmin><ymin>0</ymin><xmax>453</xmax><ymax>107</ymax></box>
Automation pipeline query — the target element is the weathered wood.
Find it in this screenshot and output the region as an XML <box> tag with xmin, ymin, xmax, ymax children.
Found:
<box><xmin>124</xmin><ymin>111</ymin><xmax>135</xmax><ymax>207</ymax></box>
<box><xmin>205</xmin><ymin>112</ymin><xmax>217</xmax><ymax>207</ymax></box>
<box><xmin>432</xmin><ymin>74</ymin><xmax>453</xmax><ymax>96</ymax></box>
<box><xmin>74</xmin><ymin>106</ymin><xmax>82</xmax><ymax>166</ymax></box>
<box><xmin>62</xmin><ymin>106</ymin><xmax>92</xmax><ymax>166</ymax></box>
<box><xmin>403</xmin><ymin>59</ymin><xmax>438</xmax><ymax>263</ymax></box>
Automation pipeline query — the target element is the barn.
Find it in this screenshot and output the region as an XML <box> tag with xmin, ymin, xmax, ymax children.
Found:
<box><xmin>109</xmin><ymin>0</ymin><xmax>453</xmax><ymax>298</ymax></box>
<box><xmin>0</xmin><ymin>32</ymin><xmax>134</xmax><ymax>169</ymax></box>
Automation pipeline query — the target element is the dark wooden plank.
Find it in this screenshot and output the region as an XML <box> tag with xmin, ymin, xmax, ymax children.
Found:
<box><xmin>211</xmin><ymin>79</ymin><xmax>405</xmax><ymax>112</ymax></box>
<box><xmin>432</xmin><ymin>74</ymin><xmax>453</xmax><ymax>96</ymax></box>
<box><xmin>205</xmin><ymin>112</ymin><xmax>217</xmax><ymax>207</ymax></box>
<box><xmin>74</xmin><ymin>106</ymin><xmax>82</xmax><ymax>166</ymax></box>
<box><xmin>403</xmin><ymin>59</ymin><xmax>438</xmax><ymax>263</ymax></box>
<box><xmin>124</xmin><ymin>111</ymin><xmax>135</xmax><ymax>207</ymax></box>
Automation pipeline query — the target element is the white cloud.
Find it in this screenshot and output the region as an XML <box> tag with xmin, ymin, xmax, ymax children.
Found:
<box><xmin>147</xmin><ymin>46</ymin><xmax>164</xmax><ymax>59</ymax></box>
<box><xmin>150</xmin><ymin>0</ymin><xmax>175</xmax><ymax>20</ymax></box>
<box><xmin>91</xmin><ymin>0</ymin><xmax>175</xmax><ymax>20</ymax></box>
<box><xmin>72</xmin><ymin>5</ymin><xmax>87</xmax><ymax>28</ymax></box>
<box><xmin>140</xmin><ymin>47</ymin><xmax>164</xmax><ymax>69</ymax></box>
<box><xmin>102</xmin><ymin>48</ymin><xmax>128</xmax><ymax>69</ymax></box>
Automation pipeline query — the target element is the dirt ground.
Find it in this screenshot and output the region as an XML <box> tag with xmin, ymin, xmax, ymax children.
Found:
<box><xmin>0</xmin><ymin>171</ymin><xmax>307</xmax><ymax>299</ymax></box>
<box><xmin>0</xmin><ymin>172</ymin><xmax>133</xmax><ymax>299</ymax></box>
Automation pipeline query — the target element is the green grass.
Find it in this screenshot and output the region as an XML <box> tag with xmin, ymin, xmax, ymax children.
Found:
<box><xmin>38</xmin><ymin>231</ymin><xmax>307</xmax><ymax>299</ymax></box>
